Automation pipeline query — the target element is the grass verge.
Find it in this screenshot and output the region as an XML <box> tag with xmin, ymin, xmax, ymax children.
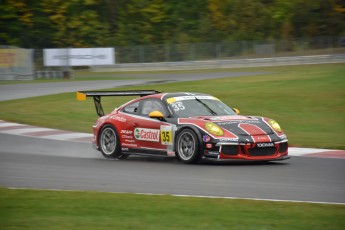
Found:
<box><xmin>0</xmin><ymin>188</ymin><xmax>344</xmax><ymax>230</ymax></box>
<box><xmin>0</xmin><ymin>63</ymin><xmax>344</xmax><ymax>149</ymax></box>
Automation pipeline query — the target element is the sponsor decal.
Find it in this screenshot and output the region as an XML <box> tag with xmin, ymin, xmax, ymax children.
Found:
<box><xmin>205</xmin><ymin>150</ymin><xmax>219</xmax><ymax>155</ymax></box>
<box><xmin>218</xmin><ymin>138</ymin><xmax>238</xmax><ymax>142</ymax></box>
<box><xmin>256</xmin><ymin>143</ymin><xmax>274</xmax><ymax>148</ymax></box>
<box><xmin>203</xmin><ymin>135</ymin><xmax>211</xmax><ymax>142</ymax></box>
<box><xmin>124</xmin><ymin>139</ymin><xmax>135</xmax><ymax>143</ymax></box>
<box><xmin>211</xmin><ymin>116</ymin><xmax>257</xmax><ymax>121</ymax></box>
<box><xmin>167</xmin><ymin>95</ymin><xmax>217</xmax><ymax>104</ymax></box>
<box><xmin>110</xmin><ymin>116</ymin><xmax>126</xmax><ymax>123</ymax></box>
<box><xmin>121</xmin><ymin>130</ymin><xmax>134</xmax><ymax>140</ymax></box>
<box><xmin>122</xmin><ymin>143</ymin><xmax>137</xmax><ymax>147</ymax></box>
<box><xmin>53</xmin><ymin>55</ymin><xmax>106</xmax><ymax>60</ymax></box>
<box><xmin>206</xmin><ymin>143</ymin><xmax>213</xmax><ymax>149</ymax></box>
<box><xmin>134</xmin><ymin>128</ymin><xmax>160</xmax><ymax>142</ymax></box>
<box><xmin>121</xmin><ymin>148</ymin><xmax>129</xmax><ymax>151</ymax></box>
<box><xmin>218</xmin><ymin>120</ymin><xmax>261</xmax><ymax>126</ymax></box>
<box><xmin>121</xmin><ymin>130</ymin><xmax>133</xmax><ymax>135</ymax></box>
<box><xmin>44</xmin><ymin>48</ymin><xmax>114</xmax><ymax>66</ymax></box>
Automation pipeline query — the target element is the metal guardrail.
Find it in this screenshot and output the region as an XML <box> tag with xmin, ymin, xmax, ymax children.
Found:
<box><xmin>91</xmin><ymin>54</ymin><xmax>345</xmax><ymax>72</ymax></box>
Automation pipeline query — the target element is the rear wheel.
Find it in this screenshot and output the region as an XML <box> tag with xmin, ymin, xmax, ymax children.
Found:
<box><xmin>99</xmin><ymin>125</ymin><xmax>127</xmax><ymax>159</ymax></box>
<box><xmin>176</xmin><ymin>129</ymin><xmax>200</xmax><ymax>164</ymax></box>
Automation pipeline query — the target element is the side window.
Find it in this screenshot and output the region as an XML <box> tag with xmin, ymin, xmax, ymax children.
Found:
<box><xmin>141</xmin><ymin>99</ymin><xmax>168</xmax><ymax>116</ymax></box>
<box><xmin>122</xmin><ymin>101</ymin><xmax>139</xmax><ymax>114</ymax></box>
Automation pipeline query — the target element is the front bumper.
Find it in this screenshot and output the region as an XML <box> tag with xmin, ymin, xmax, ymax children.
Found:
<box><xmin>202</xmin><ymin>154</ymin><xmax>290</xmax><ymax>162</ymax></box>
<box><xmin>203</xmin><ymin>141</ymin><xmax>289</xmax><ymax>161</ymax></box>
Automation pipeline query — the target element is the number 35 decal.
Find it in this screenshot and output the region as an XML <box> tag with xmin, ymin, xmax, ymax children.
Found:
<box><xmin>160</xmin><ymin>125</ymin><xmax>174</xmax><ymax>145</ymax></box>
<box><xmin>171</xmin><ymin>102</ymin><xmax>185</xmax><ymax>111</ymax></box>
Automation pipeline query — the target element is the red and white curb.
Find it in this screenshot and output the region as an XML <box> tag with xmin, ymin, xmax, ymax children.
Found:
<box><xmin>288</xmin><ymin>147</ymin><xmax>345</xmax><ymax>159</ymax></box>
<box><xmin>0</xmin><ymin>120</ymin><xmax>93</xmax><ymax>143</ymax></box>
<box><xmin>1</xmin><ymin>120</ymin><xmax>344</xmax><ymax>159</ymax></box>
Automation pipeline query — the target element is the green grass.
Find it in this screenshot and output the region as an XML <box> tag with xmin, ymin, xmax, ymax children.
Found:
<box><xmin>0</xmin><ymin>67</ymin><xmax>254</xmax><ymax>84</ymax></box>
<box><xmin>0</xmin><ymin>63</ymin><xmax>344</xmax><ymax>149</ymax></box>
<box><xmin>1</xmin><ymin>65</ymin><xmax>344</xmax><ymax>229</ymax></box>
<box><xmin>0</xmin><ymin>188</ymin><xmax>344</xmax><ymax>230</ymax></box>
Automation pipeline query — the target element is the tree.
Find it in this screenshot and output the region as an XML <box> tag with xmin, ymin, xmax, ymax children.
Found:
<box><xmin>114</xmin><ymin>0</ymin><xmax>166</xmax><ymax>45</ymax></box>
<box><xmin>290</xmin><ymin>0</ymin><xmax>345</xmax><ymax>37</ymax></box>
<box><xmin>0</xmin><ymin>0</ymin><xmax>34</xmax><ymax>46</ymax></box>
<box><xmin>1</xmin><ymin>0</ymin><xmax>344</xmax><ymax>48</ymax></box>
<box><xmin>207</xmin><ymin>0</ymin><xmax>275</xmax><ymax>41</ymax></box>
<box><xmin>41</xmin><ymin>0</ymin><xmax>109</xmax><ymax>47</ymax></box>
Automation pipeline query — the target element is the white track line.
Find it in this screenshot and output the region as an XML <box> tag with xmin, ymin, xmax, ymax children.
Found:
<box><xmin>7</xmin><ymin>187</ymin><xmax>345</xmax><ymax>205</ymax></box>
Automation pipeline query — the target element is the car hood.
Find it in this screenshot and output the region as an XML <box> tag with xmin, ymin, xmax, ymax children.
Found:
<box><xmin>180</xmin><ymin>115</ymin><xmax>284</xmax><ymax>143</ymax></box>
<box><xmin>203</xmin><ymin>115</ymin><xmax>274</xmax><ymax>136</ymax></box>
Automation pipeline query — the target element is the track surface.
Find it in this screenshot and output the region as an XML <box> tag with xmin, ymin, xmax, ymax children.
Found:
<box><xmin>1</xmin><ymin>72</ymin><xmax>344</xmax><ymax>204</ymax></box>
<box><xmin>0</xmin><ymin>71</ymin><xmax>261</xmax><ymax>101</ymax></box>
<box><xmin>1</xmin><ymin>132</ymin><xmax>344</xmax><ymax>204</ymax></box>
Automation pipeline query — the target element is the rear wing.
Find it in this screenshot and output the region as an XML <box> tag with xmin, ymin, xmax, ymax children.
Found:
<box><xmin>76</xmin><ymin>90</ymin><xmax>160</xmax><ymax>117</ymax></box>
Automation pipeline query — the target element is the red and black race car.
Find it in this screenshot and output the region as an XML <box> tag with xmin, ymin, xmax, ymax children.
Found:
<box><xmin>77</xmin><ymin>90</ymin><xmax>289</xmax><ymax>163</ymax></box>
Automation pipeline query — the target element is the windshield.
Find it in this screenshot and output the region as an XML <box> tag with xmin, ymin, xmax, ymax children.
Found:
<box><xmin>167</xmin><ymin>96</ymin><xmax>237</xmax><ymax>118</ymax></box>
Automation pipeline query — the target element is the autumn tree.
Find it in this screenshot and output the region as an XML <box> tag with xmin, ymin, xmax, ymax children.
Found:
<box><xmin>0</xmin><ymin>0</ymin><xmax>344</xmax><ymax>48</ymax></box>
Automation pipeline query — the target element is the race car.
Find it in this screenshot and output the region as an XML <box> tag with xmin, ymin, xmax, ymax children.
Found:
<box><xmin>77</xmin><ymin>90</ymin><xmax>289</xmax><ymax>163</ymax></box>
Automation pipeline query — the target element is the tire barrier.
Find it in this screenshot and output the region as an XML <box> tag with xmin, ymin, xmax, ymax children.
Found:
<box><xmin>35</xmin><ymin>70</ymin><xmax>72</xmax><ymax>79</ymax></box>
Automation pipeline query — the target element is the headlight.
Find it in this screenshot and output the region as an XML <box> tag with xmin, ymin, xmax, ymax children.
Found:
<box><xmin>205</xmin><ymin>122</ymin><xmax>224</xmax><ymax>136</ymax></box>
<box><xmin>268</xmin><ymin>119</ymin><xmax>282</xmax><ymax>133</ymax></box>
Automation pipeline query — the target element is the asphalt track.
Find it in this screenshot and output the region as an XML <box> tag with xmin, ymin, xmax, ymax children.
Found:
<box><xmin>0</xmin><ymin>71</ymin><xmax>261</xmax><ymax>101</ymax></box>
<box><xmin>1</xmin><ymin>71</ymin><xmax>344</xmax><ymax>204</ymax></box>
<box><xmin>1</xmin><ymin>133</ymin><xmax>344</xmax><ymax>204</ymax></box>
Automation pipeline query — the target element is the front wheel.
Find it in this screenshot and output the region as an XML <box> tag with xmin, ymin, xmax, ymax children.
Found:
<box><xmin>98</xmin><ymin>125</ymin><xmax>126</xmax><ymax>159</ymax></box>
<box><xmin>176</xmin><ymin>129</ymin><xmax>200</xmax><ymax>164</ymax></box>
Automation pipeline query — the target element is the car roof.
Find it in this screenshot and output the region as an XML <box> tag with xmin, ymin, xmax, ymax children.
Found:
<box><xmin>145</xmin><ymin>92</ymin><xmax>211</xmax><ymax>100</ymax></box>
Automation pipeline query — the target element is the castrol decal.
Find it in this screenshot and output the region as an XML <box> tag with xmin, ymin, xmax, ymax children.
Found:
<box><xmin>134</xmin><ymin>128</ymin><xmax>160</xmax><ymax>142</ymax></box>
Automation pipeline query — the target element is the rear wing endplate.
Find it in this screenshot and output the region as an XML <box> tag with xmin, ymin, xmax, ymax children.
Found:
<box><xmin>76</xmin><ymin>90</ymin><xmax>160</xmax><ymax>117</ymax></box>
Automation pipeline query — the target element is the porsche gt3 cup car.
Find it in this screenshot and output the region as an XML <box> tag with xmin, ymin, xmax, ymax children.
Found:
<box><xmin>77</xmin><ymin>90</ymin><xmax>289</xmax><ymax>163</ymax></box>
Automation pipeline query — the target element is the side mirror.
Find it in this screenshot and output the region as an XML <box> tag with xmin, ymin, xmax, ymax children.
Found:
<box><xmin>149</xmin><ymin>111</ymin><xmax>165</xmax><ymax>120</ymax></box>
<box><xmin>233</xmin><ymin>108</ymin><xmax>240</xmax><ymax>114</ymax></box>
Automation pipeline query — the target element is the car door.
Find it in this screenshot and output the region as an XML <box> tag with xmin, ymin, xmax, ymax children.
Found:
<box><xmin>134</xmin><ymin>99</ymin><xmax>173</xmax><ymax>152</ymax></box>
<box><xmin>119</xmin><ymin>98</ymin><xmax>174</xmax><ymax>154</ymax></box>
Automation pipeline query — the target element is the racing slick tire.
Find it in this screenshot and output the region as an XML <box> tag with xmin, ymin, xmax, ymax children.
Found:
<box><xmin>98</xmin><ymin>124</ymin><xmax>127</xmax><ymax>159</ymax></box>
<box><xmin>176</xmin><ymin>128</ymin><xmax>201</xmax><ymax>164</ymax></box>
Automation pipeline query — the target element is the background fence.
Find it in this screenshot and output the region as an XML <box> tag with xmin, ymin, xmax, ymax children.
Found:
<box><xmin>113</xmin><ymin>36</ymin><xmax>345</xmax><ymax>64</ymax></box>
<box><xmin>1</xmin><ymin>36</ymin><xmax>345</xmax><ymax>80</ymax></box>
